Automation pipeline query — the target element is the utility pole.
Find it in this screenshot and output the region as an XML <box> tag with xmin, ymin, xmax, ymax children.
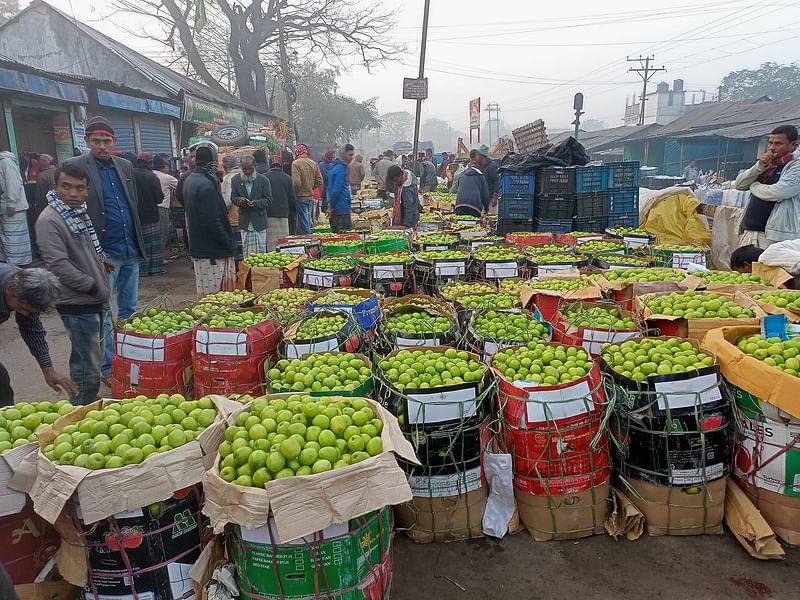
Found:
<box><xmin>276</xmin><ymin>0</ymin><xmax>296</xmax><ymax>143</ymax></box>
<box><xmin>627</xmin><ymin>55</ymin><xmax>666</xmax><ymax>126</ymax></box>
<box><xmin>411</xmin><ymin>0</ymin><xmax>431</xmax><ymax>172</ymax></box>
<box><xmin>485</xmin><ymin>102</ymin><xmax>501</xmax><ymax>146</ymax></box>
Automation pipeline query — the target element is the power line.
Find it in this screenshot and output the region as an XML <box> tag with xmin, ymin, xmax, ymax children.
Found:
<box><xmin>484</xmin><ymin>102</ymin><xmax>501</xmax><ymax>145</ymax></box>
<box><xmin>628</xmin><ymin>56</ymin><xmax>667</xmax><ymax>126</ymax></box>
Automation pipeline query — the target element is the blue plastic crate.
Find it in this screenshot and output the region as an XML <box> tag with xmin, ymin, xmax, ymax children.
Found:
<box><xmin>500</xmin><ymin>172</ymin><xmax>537</xmax><ymax>196</ymax></box>
<box><xmin>575</xmin><ymin>165</ymin><xmax>609</xmax><ymax>193</ymax></box>
<box><xmin>608</xmin><ymin>188</ymin><xmax>639</xmax><ymax>214</ymax></box>
<box><xmin>498</xmin><ymin>196</ymin><xmax>535</xmax><ymax>220</ymax></box>
<box><xmin>606</xmin><ymin>212</ymin><xmax>640</xmax><ymax>229</ymax></box>
<box><xmin>573</xmin><ymin>216</ymin><xmax>608</xmax><ymax>233</ymax></box>
<box><xmin>607</xmin><ymin>162</ymin><xmax>640</xmax><ymax>189</ymax></box>
<box><xmin>533</xmin><ymin>217</ymin><xmax>573</xmax><ymax>233</ymax></box>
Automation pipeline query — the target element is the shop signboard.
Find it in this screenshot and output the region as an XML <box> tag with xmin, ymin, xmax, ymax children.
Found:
<box><xmin>182</xmin><ymin>93</ymin><xmax>246</xmax><ymax>128</ymax></box>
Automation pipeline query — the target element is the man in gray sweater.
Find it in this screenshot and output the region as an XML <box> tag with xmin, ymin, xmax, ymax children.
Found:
<box><xmin>36</xmin><ymin>163</ymin><xmax>111</xmax><ymax>404</ymax></box>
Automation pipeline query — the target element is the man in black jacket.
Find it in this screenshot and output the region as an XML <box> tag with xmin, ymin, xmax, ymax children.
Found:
<box><xmin>231</xmin><ymin>156</ymin><xmax>272</xmax><ymax>257</ymax></box>
<box><xmin>64</xmin><ymin>115</ymin><xmax>144</xmax><ymax>385</ymax></box>
<box><xmin>183</xmin><ymin>144</ymin><xmax>237</xmax><ymax>298</ymax></box>
<box><xmin>266</xmin><ymin>161</ymin><xmax>296</xmax><ymax>250</ymax></box>
<box><xmin>132</xmin><ymin>153</ymin><xmax>166</xmax><ymax>276</ymax></box>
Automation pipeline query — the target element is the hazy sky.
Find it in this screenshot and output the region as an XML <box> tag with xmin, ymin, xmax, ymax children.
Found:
<box><xmin>45</xmin><ymin>0</ymin><xmax>800</xmax><ymax>132</ymax></box>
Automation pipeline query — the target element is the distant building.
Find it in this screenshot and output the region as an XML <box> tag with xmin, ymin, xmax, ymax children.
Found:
<box><xmin>624</xmin><ymin>80</ymin><xmax>687</xmax><ymax>126</ymax></box>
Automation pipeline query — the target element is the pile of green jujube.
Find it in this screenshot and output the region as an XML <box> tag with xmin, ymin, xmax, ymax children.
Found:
<box><xmin>43</xmin><ymin>394</ymin><xmax>217</xmax><ymax>469</ymax></box>
<box><xmin>267</xmin><ymin>353</ymin><xmax>372</xmax><ymax>393</ymax></box>
<box><xmin>304</xmin><ymin>258</ymin><xmax>355</xmax><ymax>272</ymax></box>
<box><xmin>599</xmin><ymin>255</ymin><xmax>651</xmax><ymax>267</ymax></box>
<box><xmin>324</xmin><ymin>240</ymin><xmax>362</xmax><ymax>251</ymax></box>
<box><xmin>217</xmin><ymin>395</ymin><xmax>384</xmax><ymax>485</ymax></box>
<box><xmin>609</xmin><ymin>226</ymin><xmax>653</xmax><ymax>237</ymax></box>
<box><xmin>459</xmin><ymin>293</ymin><xmax>518</xmax><ymax>309</ymax></box>
<box><xmin>123</xmin><ymin>309</ymin><xmax>198</xmax><ymax>335</ymax></box>
<box><xmin>243</xmin><ymin>252</ymin><xmax>297</xmax><ymax>268</ymax></box>
<box><xmin>473</xmin><ymin>310</ymin><xmax>550</xmax><ymax>342</ymax></box>
<box><xmin>201</xmin><ymin>289</ymin><xmax>255</xmax><ymax>305</ymax></box>
<box><xmin>202</xmin><ymin>308</ymin><xmax>273</xmax><ymax>329</ymax></box>
<box><xmin>416</xmin><ymin>250</ymin><xmax>469</xmax><ymax>261</ymax></box>
<box><xmin>655</xmin><ymin>244</ymin><xmax>705</xmax><ymax>252</ymax></box>
<box><xmin>562</xmin><ymin>305</ymin><xmax>637</xmax><ymax>329</ymax></box>
<box><xmin>525</xmin><ymin>244</ymin><xmax>570</xmax><ymax>254</ymax></box>
<box><xmin>527</xmin><ymin>278</ymin><xmax>594</xmax><ymax>292</ymax></box>
<box><xmin>498</xmin><ymin>279</ymin><xmax>529</xmax><ymax>295</ymax></box>
<box><xmin>697</xmin><ymin>271</ymin><xmax>771</xmax><ymax>285</ymax></box>
<box><xmin>752</xmin><ymin>290</ymin><xmax>800</xmax><ymax>312</ymax></box>
<box><xmin>378</xmin><ymin>348</ymin><xmax>486</xmax><ymax>390</ymax></box>
<box><xmin>576</xmin><ymin>240</ymin><xmax>625</xmax><ymax>254</ymax></box>
<box><xmin>532</xmin><ymin>253</ymin><xmax>588</xmax><ymax>264</ymax></box>
<box><xmin>474</xmin><ymin>245</ymin><xmax>524</xmax><ymax>260</ymax></box>
<box><xmin>385</xmin><ymin>310</ymin><xmax>452</xmax><ymax>334</ymax></box>
<box><xmin>294</xmin><ymin>314</ymin><xmax>347</xmax><ymax>338</ymax></box>
<box><xmin>440</xmin><ymin>281</ymin><xmax>495</xmax><ymax>300</ymax></box>
<box><xmin>601</xmin><ymin>338</ymin><xmax>715</xmax><ymax>381</ymax></box>
<box><xmin>0</xmin><ymin>400</ymin><xmax>74</xmax><ymax>452</ymax></box>
<box><xmin>643</xmin><ymin>291</ymin><xmax>754</xmax><ymax>319</ymax></box>
<box><xmin>599</xmin><ymin>268</ymin><xmax>685</xmax><ymax>282</ymax></box>
<box><xmin>359</xmin><ymin>253</ymin><xmax>413</xmax><ymax>265</ymax></box>
<box><xmin>737</xmin><ymin>334</ymin><xmax>800</xmax><ymax>377</ymax></box>
<box><xmin>452</xmin><ymin>214</ymin><xmax>480</xmax><ymax>221</ymax></box>
<box><xmin>453</xmin><ymin>225</ymin><xmax>485</xmax><ymax>232</ymax></box>
<box><xmin>260</xmin><ymin>289</ymin><xmax>315</xmax><ymax>323</ymax></box>
<box><xmin>492</xmin><ymin>343</ymin><xmax>591</xmax><ymax>385</ymax></box>
<box><xmin>415</xmin><ymin>233</ymin><xmax>458</xmax><ymax>246</ymax></box>
<box><xmin>419</xmin><ymin>215</ymin><xmax>445</xmax><ymax>223</ymax></box>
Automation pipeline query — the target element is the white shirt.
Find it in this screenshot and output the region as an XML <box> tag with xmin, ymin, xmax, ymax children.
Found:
<box><xmin>154</xmin><ymin>169</ymin><xmax>178</xmax><ymax>209</ymax></box>
<box><xmin>759</xmin><ymin>239</ymin><xmax>800</xmax><ymax>274</ymax></box>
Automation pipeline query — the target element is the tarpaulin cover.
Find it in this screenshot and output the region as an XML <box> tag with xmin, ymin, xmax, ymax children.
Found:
<box><xmin>639</xmin><ymin>187</ymin><xmax>711</xmax><ymax>245</ymax></box>
<box><xmin>498</xmin><ymin>137</ymin><xmax>589</xmax><ymax>173</ymax></box>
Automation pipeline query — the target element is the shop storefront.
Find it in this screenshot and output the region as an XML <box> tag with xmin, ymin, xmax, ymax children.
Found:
<box><xmin>96</xmin><ymin>90</ymin><xmax>181</xmax><ymax>156</ymax></box>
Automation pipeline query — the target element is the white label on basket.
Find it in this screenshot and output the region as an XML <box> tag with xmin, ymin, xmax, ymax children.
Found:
<box><xmin>582</xmin><ymin>329</ymin><xmax>640</xmax><ymax>356</ymax></box>
<box><xmin>279</xmin><ymin>244</ymin><xmax>306</xmax><ymax>255</ymax></box>
<box><xmin>608</xmin><ymin>264</ymin><xmax>637</xmax><ymax>270</ymax></box>
<box><xmin>303</xmin><ymin>269</ymin><xmax>334</xmax><ymax>288</ymax></box>
<box><xmin>486</xmin><ymin>261</ymin><xmax>519</xmax><ymax>279</ymax></box>
<box><xmin>519</xmin><ymin>379</ymin><xmax>593</xmax><ymax>423</ymax></box>
<box><xmin>395</xmin><ymin>336</ymin><xmax>439</xmax><ymax>348</ymax></box>
<box><xmin>129</xmin><ymin>362</ymin><xmax>139</xmax><ymax>386</ymax></box>
<box><xmin>653</xmin><ymin>373</ymin><xmax>722</xmax><ymax>411</ymax></box>
<box><xmin>373</xmin><ymin>264</ymin><xmax>405</xmax><ymax>281</ymax></box>
<box><xmin>435</xmin><ymin>261</ymin><xmax>466</xmax><ymax>277</ymax></box>
<box><xmin>461</xmin><ymin>230</ymin><xmax>488</xmax><ymax>238</ymax></box>
<box><xmin>89</xmin><ymin>594</ymin><xmax>156</xmax><ymax>600</ymax></box>
<box><xmin>470</xmin><ymin>239</ymin><xmax>495</xmax><ymax>249</ymax></box>
<box><xmin>672</xmin><ymin>252</ymin><xmax>706</xmax><ymax>269</ymax></box>
<box><xmin>194</xmin><ymin>329</ymin><xmax>248</xmax><ymax>356</ymax></box>
<box><xmin>311</xmin><ymin>304</ymin><xmax>355</xmax><ymax>317</ymax></box>
<box><xmin>426</xmin><ymin>245</ymin><xmax>448</xmax><ymax>251</ymax></box>
<box><xmin>241</xmin><ymin>520</ymin><xmax>349</xmax><ymax>545</ymax></box>
<box><xmin>284</xmin><ymin>337</ymin><xmax>339</xmax><ymax>359</ymax></box>
<box><xmin>483</xmin><ymin>340</ymin><xmax>507</xmax><ymax>356</ymax></box>
<box><xmin>669</xmin><ymin>463</ymin><xmax>725</xmax><ymax>486</ymax></box>
<box><xmin>408</xmin><ymin>465</ymin><xmax>483</xmax><ymax>498</ymax></box>
<box><xmin>538</xmin><ymin>264</ymin><xmax>576</xmax><ymax>275</ymax></box>
<box><xmin>115</xmin><ymin>332</ymin><xmax>167</xmax><ymax>362</ymax></box>
<box><xmin>623</xmin><ymin>236</ymin><xmax>650</xmax><ymax>249</ymax></box>
<box><xmin>168</xmin><ymin>562</ymin><xmax>195</xmax><ymax>600</ymax></box>
<box><xmin>406</xmin><ymin>385</ymin><xmax>478</xmax><ymax>424</ymax></box>
<box><xmin>574</xmin><ymin>235</ymin><xmax>603</xmax><ymax>244</ymax></box>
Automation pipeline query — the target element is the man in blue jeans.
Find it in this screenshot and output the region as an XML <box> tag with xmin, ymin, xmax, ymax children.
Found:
<box><xmin>326</xmin><ymin>144</ymin><xmax>354</xmax><ymax>233</ymax></box>
<box><xmin>65</xmin><ymin>116</ymin><xmax>144</xmax><ymax>385</ymax></box>
<box><xmin>291</xmin><ymin>144</ymin><xmax>323</xmax><ymax>234</ymax></box>
<box><xmin>36</xmin><ymin>163</ymin><xmax>111</xmax><ymax>403</ymax></box>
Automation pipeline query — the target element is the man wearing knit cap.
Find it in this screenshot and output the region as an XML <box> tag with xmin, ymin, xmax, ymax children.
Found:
<box><xmin>65</xmin><ymin>115</ymin><xmax>145</xmax><ymax>386</ymax></box>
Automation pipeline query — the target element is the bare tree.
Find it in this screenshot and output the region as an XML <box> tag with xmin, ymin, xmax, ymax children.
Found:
<box><xmin>113</xmin><ymin>0</ymin><xmax>402</xmax><ymax>108</ymax></box>
<box><xmin>0</xmin><ymin>0</ymin><xmax>19</xmax><ymax>25</ymax></box>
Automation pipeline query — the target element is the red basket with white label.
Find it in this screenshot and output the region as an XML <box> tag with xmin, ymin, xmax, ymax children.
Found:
<box><xmin>551</xmin><ymin>301</ymin><xmax>642</xmax><ymax>356</ymax></box>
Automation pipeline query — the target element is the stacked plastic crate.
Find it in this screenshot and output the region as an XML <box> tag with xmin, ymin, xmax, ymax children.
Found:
<box><xmin>533</xmin><ymin>162</ymin><xmax>640</xmax><ymax>233</ymax></box>
<box><xmin>606</xmin><ymin>162</ymin><xmax>641</xmax><ymax>229</ymax></box>
<box><xmin>497</xmin><ymin>170</ymin><xmax>537</xmax><ymax>237</ymax></box>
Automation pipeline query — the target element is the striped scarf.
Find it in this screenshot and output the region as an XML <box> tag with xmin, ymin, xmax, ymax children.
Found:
<box><xmin>46</xmin><ymin>190</ymin><xmax>104</xmax><ymax>258</ymax></box>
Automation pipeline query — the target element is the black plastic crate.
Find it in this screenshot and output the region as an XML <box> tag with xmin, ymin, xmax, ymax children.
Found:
<box><xmin>608</xmin><ymin>188</ymin><xmax>639</xmax><ymax>214</ymax></box>
<box><xmin>575</xmin><ymin>192</ymin><xmax>609</xmax><ymax>218</ymax></box>
<box><xmin>533</xmin><ymin>217</ymin><xmax>573</xmax><ymax>233</ymax></box>
<box><xmin>573</xmin><ymin>216</ymin><xmax>608</xmax><ymax>233</ymax></box>
<box><xmin>537</xmin><ymin>167</ymin><xmax>576</xmax><ymax>195</ymax></box>
<box><xmin>607</xmin><ymin>212</ymin><xmax>640</xmax><ymax>229</ymax></box>
<box><xmin>534</xmin><ymin>194</ymin><xmax>576</xmax><ymax>220</ymax></box>
<box><xmin>500</xmin><ymin>172</ymin><xmax>536</xmax><ymax>196</ymax></box>
<box><xmin>498</xmin><ymin>196</ymin><xmax>535</xmax><ymax>220</ymax></box>
<box><xmin>607</xmin><ymin>161</ymin><xmax>641</xmax><ymax>189</ymax></box>
<box><xmin>575</xmin><ymin>165</ymin><xmax>609</xmax><ymax>193</ymax></box>
<box><xmin>497</xmin><ymin>219</ymin><xmax>534</xmax><ymax>237</ymax></box>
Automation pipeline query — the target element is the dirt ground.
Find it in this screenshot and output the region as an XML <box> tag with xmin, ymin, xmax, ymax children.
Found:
<box><xmin>1</xmin><ymin>257</ymin><xmax>797</xmax><ymax>599</ymax></box>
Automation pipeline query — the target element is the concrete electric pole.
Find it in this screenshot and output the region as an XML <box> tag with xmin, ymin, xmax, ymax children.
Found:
<box><xmin>627</xmin><ymin>55</ymin><xmax>666</xmax><ymax>126</ymax></box>
<box><xmin>485</xmin><ymin>102</ymin><xmax>501</xmax><ymax>146</ymax></box>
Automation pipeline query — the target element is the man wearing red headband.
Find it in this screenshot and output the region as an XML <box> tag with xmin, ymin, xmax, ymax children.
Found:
<box><xmin>64</xmin><ymin>115</ymin><xmax>144</xmax><ymax>387</ymax></box>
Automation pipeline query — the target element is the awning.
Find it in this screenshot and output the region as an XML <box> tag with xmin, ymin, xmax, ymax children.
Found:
<box><xmin>0</xmin><ymin>66</ymin><xmax>88</xmax><ymax>103</ymax></box>
<box><xmin>97</xmin><ymin>89</ymin><xmax>181</xmax><ymax>118</ymax></box>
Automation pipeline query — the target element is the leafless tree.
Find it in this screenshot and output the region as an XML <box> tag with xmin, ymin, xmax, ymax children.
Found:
<box><xmin>113</xmin><ymin>0</ymin><xmax>402</xmax><ymax>108</ymax></box>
